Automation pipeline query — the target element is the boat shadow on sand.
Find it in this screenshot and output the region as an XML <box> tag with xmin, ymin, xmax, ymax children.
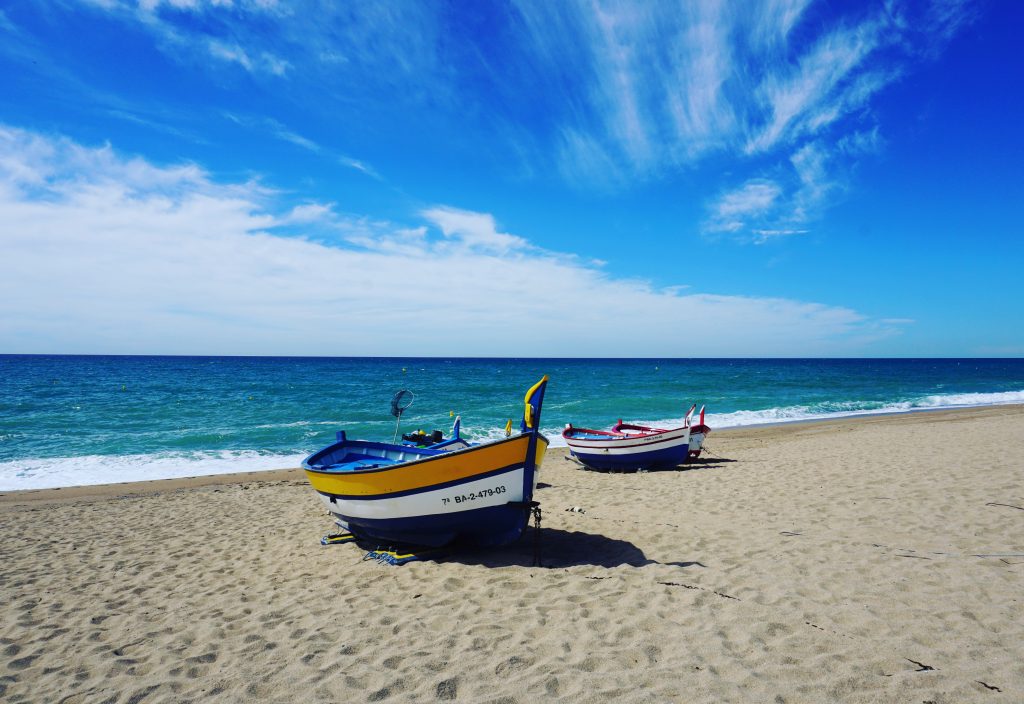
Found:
<box><xmin>572</xmin><ymin>456</ymin><xmax>737</xmax><ymax>474</ymax></box>
<box><xmin>671</xmin><ymin>456</ymin><xmax>737</xmax><ymax>472</ymax></box>
<box><xmin>435</xmin><ymin>527</ymin><xmax>705</xmax><ymax>570</ymax></box>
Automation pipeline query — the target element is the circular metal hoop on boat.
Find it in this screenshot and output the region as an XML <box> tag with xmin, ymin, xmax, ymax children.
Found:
<box><xmin>390</xmin><ymin>389</ymin><xmax>414</xmax><ymax>417</ymax></box>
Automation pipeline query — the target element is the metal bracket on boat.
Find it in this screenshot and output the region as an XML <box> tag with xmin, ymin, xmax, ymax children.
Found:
<box><xmin>507</xmin><ymin>500</ymin><xmax>543</xmax><ymax>567</ymax></box>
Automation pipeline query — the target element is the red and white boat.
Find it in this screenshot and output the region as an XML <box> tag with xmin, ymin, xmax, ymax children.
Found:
<box><xmin>563</xmin><ymin>404</ymin><xmax>711</xmax><ymax>471</ymax></box>
<box><xmin>612</xmin><ymin>403</ymin><xmax>710</xmax><ymax>459</ymax></box>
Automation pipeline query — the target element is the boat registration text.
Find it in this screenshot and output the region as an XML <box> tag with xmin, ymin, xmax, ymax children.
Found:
<box><xmin>442</xmin><ymin>485</ymin><xmax>507</xmax><ymax>505</ymax></box>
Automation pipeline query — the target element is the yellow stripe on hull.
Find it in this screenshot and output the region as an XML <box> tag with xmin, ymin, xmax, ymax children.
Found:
<box><xmin>305</xmin><ymin>434</ymin><xmax>549</xmax><ymax>498</ymax></box>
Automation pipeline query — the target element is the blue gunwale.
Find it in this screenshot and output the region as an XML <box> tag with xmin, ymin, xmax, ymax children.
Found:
<box><xmin>304</xmin><ymin>433</ymin><xmax>526</xmax><ymax>475</ymax></box>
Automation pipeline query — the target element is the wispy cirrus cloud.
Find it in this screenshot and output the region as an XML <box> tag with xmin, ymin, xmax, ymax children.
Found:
<box><xmin>338</xmin><ymin>156</ymin><xmax>382</xmax><ymax>181</ymax></box>
<box><xmin>745</xmin><ymin>19</ymin><xmax>885</xmax><ymax>154</ymax></box>
<box><xmin>705</xmin><ymin>180</ymin><xmax>783</xmax><ymax>234</ymax></box>
<box><xmin>513</xmin><ymin>1</ymin><xmax>743</xmax><ymax>179</ymax></box>
<box><xmin>221</xmin><ymin>112</ymin><xmax>382</xmax><ymax>180</ymax></box>
<box><xmin>888</xmin><ymin>0</ymin><xmax>979</xmax><ymax>55</ymax></box>
<box><xmin>509</xmin><ymin>0</ymin><xmax>973</xmax><ymax>234</ymax></box>
<box><xmin>0</xmin><ymin>126</ymin><xmax>902</xmax><ymax>356</ymax></box>
<box><xmin>751</xmin><ymin>228</ymin><xmax>809</xmax><ymax>244</ymax></box>
<box><xmin>223</xmin><ymin>113</ymin><xmax>317</xmax><ymax>151</ymax></box>
<box><xmin>207</xmin><ymin>40</ymin><xmax>291</xmax><ymax>76</ymax></box>
<box><xmin>65</xmin><ymin>0</ymin><xmax>975</xmax><ymax>239</ymax></box>
<box><xmin>750</xmin><ymin>0</ymin><xmax>813</xmax><ymax>46</ymax></box>
<box><xmin>73</xmin><ymin>1</ymin><xmax>971</xmax><ymax>165</ymax></box>
<box><xmin>663</xmin><ymin>2</ymin><xmax>737</xmax><ymax>159</ymax></box>
<box><xmin>79</xmin><ymin>0</ymin><xmax>294</xmax><ymax>77</ymax></box>
<box><xmin>79</xmin><ymin>0</ymin><xmax>444</xmax><ymax>91</ymax></box>
<box><xmin>703</xmin><ymin>139</ymin><xmax>841</xmax><ymax>238</ymax></box>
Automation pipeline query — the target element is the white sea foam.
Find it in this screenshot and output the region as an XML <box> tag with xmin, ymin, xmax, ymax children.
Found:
<box><xmin>3</xmin><ymin>389</ymin><xmax>1022</xmax><ymax>490</ymax></box>
<box><xmin>0</xmin><ymin>450</ymin><xmax>307</xmax><ymax>491</ymax></box>
<box><xmin>625</xmin><ymin>389</ymin><xmax>1024</xmax><ymax>435</ymax></box>
<box><xmin>534</xmin><ymin>389</ymin><xmax>1024</xmax><ymax>447</ymax></box>
<box><xmin>252</xmin><ymin>420</ymin><xmax>346</xmax><ymax>430</ymax></box>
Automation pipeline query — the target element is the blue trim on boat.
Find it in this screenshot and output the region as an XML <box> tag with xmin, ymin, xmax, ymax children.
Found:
<box><xmin>303</xmin><ymin>434</ymin><xmax>524</xmax><ymax>475</ymax></box>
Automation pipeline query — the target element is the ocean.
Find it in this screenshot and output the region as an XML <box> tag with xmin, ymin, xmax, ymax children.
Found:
<box><xmin>2</xmin><ymin>355</ymin><xmax>1022</xmax><ymax>490</ymax></box>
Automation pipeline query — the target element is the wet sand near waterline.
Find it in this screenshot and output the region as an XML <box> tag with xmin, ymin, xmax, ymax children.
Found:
<box><xmin>2</xmin><ymin>405</ymin><xmax>1023</xmax><ymax>702</ymax></box>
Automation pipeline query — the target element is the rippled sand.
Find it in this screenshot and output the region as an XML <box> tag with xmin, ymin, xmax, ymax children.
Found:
<box><xmin>2</xmin><ymin>405</ymin><xmax>1022</xmax><ymax>702</ymax></box>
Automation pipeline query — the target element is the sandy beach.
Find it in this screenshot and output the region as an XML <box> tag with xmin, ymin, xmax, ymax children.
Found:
<box><xmin>2</xmin><ymin>405</ymin><xmax>1022</xmax><ymax>703</ymax></box>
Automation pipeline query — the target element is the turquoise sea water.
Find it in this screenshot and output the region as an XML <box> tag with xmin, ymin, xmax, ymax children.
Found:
<box><xmin>2</xmin><ymin>355</ymin><xmax>1022</xmax><ymax>490</ymax></box>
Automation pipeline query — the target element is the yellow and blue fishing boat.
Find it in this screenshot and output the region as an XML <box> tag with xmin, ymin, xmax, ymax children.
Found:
<box><xmin>302</xmin><ymin>376</ymin><xmax>550</xmax><ymax>547</ymax></box>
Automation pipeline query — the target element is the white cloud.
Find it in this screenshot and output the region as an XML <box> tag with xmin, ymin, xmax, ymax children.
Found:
<box><xmin>221</xmin><ymin>113</ymin><xmax>382</xmax><ymax>180</ymax></box>
<box><xmin>507</xmin><ymin>1</ymin><xmax>972</xmax><ymax>235</ymax></box>
<box><xmin>222</xmin><ymin>113</ymin><xmax>322</xmax><ymax>153</ymax></box>
<box><xmin>752</xmin><ymin>228</ymin><xmax>808</xmax><ymax>244</ymax></box>
<box><xmin>555</xmin><ymin>128</ymin><xmax>627</xmax><ymax>190</ymax></box>
<box><xmin>888</xmin><ymin>0</ymin><xmax>976</xmax><ymax>55</ymax></box>
<box><xmin>513</xmin><ymin>1</ymin><xmax>742</xmax><ymax>178</ymax></box>
<box><xmin>837</xmin><ymin>126</ymin><xmax>883</xmax><ymax>155</ymax></box>
<box><xmin>57</xmin><ymin>0</ymin><xmax>974</xmax><ymax>249</ymax></box>
<box><xmin>68</xmin><ymin>0</ymin><xmax>974</xmax><ymax>233</ymax></box>
<box><xmin>280</xmin><ymin>202</ymin><xmax>334</xmax><ymax>225</ymax></box>
<box><xmin>789</xmin><ymin>141</ymin><xmax>834</xmax><ymax>222</ymax></box>
<box><xmin>705</xmin><ymin>180</ymin><xmax>783</xmax><ymax>233</ymax></box>
<box><xmin>750</xmin><ymin>0</ymin><xmax>813</xmax><ymax>45</ymax></box>
<box><xmin>338</xmin><ymin>156</ymin><xmax>382</xmax><ymax>181</ymax></box>
<box><xmin>746</xmin><ymin>20</ymin><xmax>883</xmax><ymax>153</ymax></box>
<box><xmin>509</xmin><ymin>1</ymin><xmax>917</xmax><ymax>185</ymax></box>
<box><xmin>420</xmin><ymin>207</ymin><xmax>529</xmax><ymax>255</ymax></box>
<box><xmin>0</xmin><ymin>126</ymin><xmax>897</xmax><ymax>356</ymax></box>
<box><xmin>704</xmin><ymin>140</ymin><xmax>842</xmax><ymax>236</ymax></box>
<box><xmin>80</xmin><ymin>0</ymin><xmax>294</xmax><ymax>76</ymax></box>
<box><xmin>207</xmin><ymin>40</ymin><xmax>290</xmax><ymax>76</ymax></box>
<box><xmin>663</xmin><ymin>2</ymin><xmax>737</xmax><ymax>158</ymax></box>
<box><xmin>718</xmin><ymin>181</ymin><xmax>783</xmax><ymax>217</ymax></box>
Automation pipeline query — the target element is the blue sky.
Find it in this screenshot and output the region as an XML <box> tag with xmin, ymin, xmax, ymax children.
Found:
<box><xmin>0</xmin><ymin>0</ymin><xmax>1021</xmax><ymax>356</ymax></box>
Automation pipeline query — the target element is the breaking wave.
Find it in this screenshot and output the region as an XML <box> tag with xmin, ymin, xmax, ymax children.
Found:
<box><xmin>2</xmin><ymin>389</ymin><xmax>1021</xmax><ymax>490</ymax></box>
<box><xmin>0</xmin><ymin>450</ymin><xmax>306</xmax><ymax>491</ymax></box>
<box><xmin>623</xmin><ymin>389</ymin><xmax>1024</xmax><ymax>436</ymax></box>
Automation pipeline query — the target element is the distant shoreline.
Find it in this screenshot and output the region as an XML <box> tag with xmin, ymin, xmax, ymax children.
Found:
<box><xmin>711</xmin><ymin>400</ymin><xmax>1024</xmax><ymax>432</ymax></box>
<box><xmin>4</xmin><ymin>403</ymin><xmax>1020</xmax><ymax>502</ymax></box>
